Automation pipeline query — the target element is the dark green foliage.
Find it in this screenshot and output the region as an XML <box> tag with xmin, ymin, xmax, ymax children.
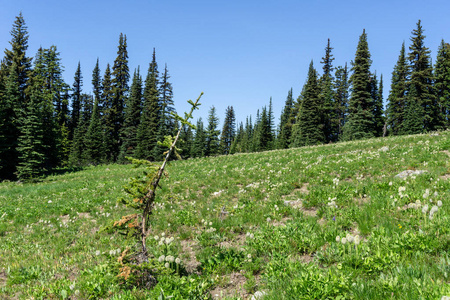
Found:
<box><xmin>403</xmin><ymin>85</ymin><xmax>424</xmax><ymax>134</ymax></box>
<box><xmin>16</xmin><ymin>72</ymin><xmax>46</xmax><ymax>180</ymax></box>
<box><xmin>371</xmin><ymin>73</ymin><xmax>385</xmax><ymax>137</ymax></box>
<box><xmin>220</xmin><ymin>106</ymin><xmax>236</xmax><ymax>155</ymax></box>
<box><xmin>84</xmin><ymin>97</ymin><xmax>104</xmax><ymax>165</ymax></box>
<box><xmin>159</xmin><ymin>64</ymin><xmax>176</xmax><ymax>140</ymax></box>
<box><xmin>434</xmin><ymin>40</ymin><xmax>450</xmax><ymax>128</ymax></box>
<box><xmin>320</xmin><ymin>39</ymin><xmax>335</xmax><ymax>142</ymax></box>
<box><xmin>109</xmin><ymin>33</ymin><xmax>130</xmax><ymax>161</ymax></box>
<box><xmin>191</xmin><ymin>118</ymin><xmax>206</xmax><ymax>157</ymax></box>
<box><xmin>0</xmin><ymin>62</ymin><xmax>21</xmax><ymax>179</ymax></box>
<box><xmin>92</xmin><ymin>58</ymin><xmax>102</xmax><ymax>112</ymax></box>
<box><xmin>70</xmin><ymin>62</ymin><xmax>83</xmax><ymax>139</ymax></box>
<box><xmin>178</xmin><ymin>124</ymin><xmax>194</xmax><ymax>159</ymax></box>
<box><xmin>119</xmin><ymin>68</ymin><xmax>143</xmax><ymax>162</ymax></box>
<box><xmin>343</xmin><ymin>29</ymin><xmax>374</xmax><ymax>141</ymax></box>
<box><xmin>333</xmin><ymin>64</ymin><xmax>349</xmax><ymax>141</ymax></box>
<box><xmin>69</xmin><ymin>94</ymin><xmax>93</xmax><ymax>166</ymax></box>
<box><xmin>3</xmin><ymin>12</ymin><xmax>32</xmax><ymax>107</ymax></box>
<box><xmin>387</xmin><ymin>43</ymin><xmax>408</xmax><ymax>135</ymax></box>
<box><xmin>102</xmin><ymin>64</ymin><xmax>115</xmax><ymax>162</ymax></box>
<box><xmin>205</xmin><ymin>106</ymin><xmax>220</xmax><ymax>156</ymax></box>
<box><xmin>291</xmin><ymin>61</ymin><xmax>325</xmax><ymax>147</ymax></box>
<box><xmin>407</xmin><ymin>20</ymin><xmax>438</xmax><ymax>132</ymax></box>
<box><xmin>277</xmin><ymin>88</ymin><xmax>295</xmax><ymax>149</ymax></box>
<box><xmin>252</xmin><ymin>106</ymin><xmax>272</xmax><ymax>151</ymax></box>
<box><xmin>136</xmin><ymin>50</ymin><xmax>159</xmax><ymax>161</ymax></box>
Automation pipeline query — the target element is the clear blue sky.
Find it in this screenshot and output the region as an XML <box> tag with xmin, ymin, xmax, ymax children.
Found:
<box><xmin>1</xmin><ymin>0</ymin><xmax>450</xmax><ymax>127</ymax></box>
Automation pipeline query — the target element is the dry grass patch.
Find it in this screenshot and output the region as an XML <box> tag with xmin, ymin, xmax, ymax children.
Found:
<box><xmin>180</xmin><ymin>239</ymin><xmax>201</xmax><ymax>274</ymax></box>
<box><xmin>210</xmin><ymin>272</ymin><xmax>249</xmax><ymax>300</ymax></box>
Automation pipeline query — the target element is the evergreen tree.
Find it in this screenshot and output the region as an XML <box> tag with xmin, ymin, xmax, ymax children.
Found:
<box><xmin>110</xmin><ymin>33</ymin><xmax>130</xmax><ymax>161</ymax></box>
<box><xmin>119</xmin><ymin>68</ymin><xmax>143</xmax><ymax>161</ymax></box>
<box><xmin>191</xmin><ymin>118</ymin><xmax>206</xmax><ymax>157</ymax></box>
<box><xmin>70</xmin><ymin>62</ymin><xmax>83</xmax><ymax>139</ymax></box>
<box><xmin>407</xmin><ymin>20</ymin><xmax>438</xmax><ymax>132</ymax></box>
<box><xmin>434</xmin><ymin>40</ymin><xmax>450</xmax><ymax>128</ymax></box>
<box><xmin>16</xmin><ymin>79</ymin><xmax>45</xmax><ymax>180</ymax></box>
<box><xmin>205</xmin><ymin>106</ymin><xmax>220</xmax><ymax>156</ymax></box>
<box><xmin>69</xmin><ymin>94</ymin><xmax>93</xmax><ymax>166</ymax></box>
<box><xmin>179</xmin><ymin>124</ymin><xmax>193</xmax><ymax>159</ymax></box>
<box><xmin>386</xmin><ymin>43</ymin><xmax>408</xmax><ymax>135</ymax></box>
<box><xmin>159</xmin><ymin>64</ymin><xmax>176</xmax><ymax>137</ymax></box>
<box><xmin>267</xmin><ymin>97</ymin><xmax>275</xmax><ymax>149</ymax></box>
<box><xmin>136</xmin><ymin>50</ymin><xmax>159</xmax><ymax>160</ymax></box>
<box><xmin>333</xmin><ymin>64</ymin><xmax>349</xmax><ymax>141</ymax></box>
<box><xmin>403</xmin><ymin>84</ymin><xmax>424</xmax><ymax>134</ymax></box>
<box><xmin>343</xmin><ymin>29</ymin><xmax>374</xmax><ymax>141</ymax></box>
<box><xmin>3</xmin><ymin>12</ymin><xmax>32</xmax><ymax>107</ymax></box>
<box><xmin>92</xmin><ymin>58</ymin><xmax>103</xmax><ymax>116</ymax></box>
<box><xmin>370</xmin><ymin>73</ymin><xmax>385</xmax><ymax>137</ymax></box>
<box><xmin>277</xmin><ymin>88</ymin><xmax>295</xmax><ymax>149</ymax></box>
<box><xmin>0</xmin><ymin>62</ymin><xmax>21</xmax><ymax>179</ymax></box>
<box><xmin>102</xmin><ymin>63</ymin><xmax>115</xmax><ymax>162</ymax></box>
<box><xmin>291</xmin><ymin>61</ymin><xmax>324</xmax><ymax>147</ymax></box>
<box><xmin>83</xmin><ymin>96</ymin><xmax>104</xmax><ymax>164</ymax></box>
<box><xmin>320</xmin><ymin>38</ymin><xmax>335</xmax><ymax>142</ymax></box>
<box><xmin>220</xmin><ymin>106</ymin><xmax>236</xmax><ymax>155</ymax></box>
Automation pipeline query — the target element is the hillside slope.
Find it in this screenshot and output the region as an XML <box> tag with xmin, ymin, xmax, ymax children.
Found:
<box><xmin>1</xmin><ymin>131</ymin><xmax>450</xmax><ymax>299</ymax></box>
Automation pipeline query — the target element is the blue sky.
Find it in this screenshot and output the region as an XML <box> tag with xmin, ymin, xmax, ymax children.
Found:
<box><xmin>1</xmin><ymin>0</ymin><xmax>450</xmax><ymax>126</ymax></box>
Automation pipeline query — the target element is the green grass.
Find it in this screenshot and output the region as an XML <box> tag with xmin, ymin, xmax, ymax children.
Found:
<box><xmin>1</xmin><ymin>131</ymin><xmax>450</xmax><ymax>299</ymax></box>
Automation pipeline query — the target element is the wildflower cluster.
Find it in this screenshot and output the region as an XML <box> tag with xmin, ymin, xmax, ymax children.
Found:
<box><xmin>327</xmin><ymin>197</ymin><xmax>338</xmax><ymax>209</ymax></box>
<box><xmin>336</xmin><ymin>233</ymin><xmax>361</xmax><ymax>246</ymax></box>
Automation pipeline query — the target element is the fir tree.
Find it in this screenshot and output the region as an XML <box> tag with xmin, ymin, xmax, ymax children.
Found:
<box><xmin>70</xmin><ymin>62</ymin><xmax>83</xmax><ymax>139</ymax></box>
<box><xmin>119</xmin><ymin>68</ymin><xmax>143</xmax><ymax>161</ymax></box>
<box><xmin>110</xmin><ymin>33</ymin><xmax>130</xmax><ymax>161</ymax></box>
<box><xmin>403</xmin><ymin>84</ymin><xmax>424</xmax><ymax>134</ymax></box>
<box><xmin>191</xmin><ymin>118</ymin><xmax>206</xmax><ymax>157</ymax></box>
<box><xmin>69</xmin><ymin>94</ymin><xmax>93</xmax><ymax>166</ymax></box>
<box><xmin>277</xmin><ymin>88</ymin><xmax>295</xmax><ymax>149</ymax></box>
<box><xmin>320</xmin><ymin>38</ymin><xmax>335</xmax><ymax>142</ymax></box>
<box><xmin>407</xmin><ymin>20</ymin><xmax>437</xmax><ymax>132</ymax></box>
<box><xmin>220</xmin><ymin>106</ymin><xmax>236</xmax><ymax>155</ymax></box>
<box><xmin>136</xmin><ymin>50</ymin><xmax>159</xmax><ymax>161</ymax></box>
<box><xmin>102</xmin><ymin>63</ymin><xmax>115</xmax><ymax>162</ymax></box>
<box><xmin>291</xmin><ymin>61</ymin><xmax>324</xmax><ymax>147</ymax></box>
<box><xmin>205</xmin><ymin>106</ymin><xmax>220</xmax><ymax>156</ymax></box>
<box><xmin>343</xmin><ymin>29</ymin><xmax>374</xmax><ymax>141</ymax></box>
<box><xmin>333</xmin><ymin>64</ymin><xmax>349</xmax><ymax>141</ymax></box>
<box><xmin>16</xmin><ymin>79</ymin><xmax>45</xmax><ymax>180</ymax></box>
<box><xmin>91</xmin><ymin>58</ymin><xmax>103</xmax><ymax>116</ymax></box>
<box><xmin>434</xmin><ymin>40</ymin><xmax>450</xmax><ymax>128</ymax></box>
<box><xmin>0</xmin><ymin>62</ymin><xmax>21</xmax><ymax>179</ymax></box>
<box><xmin>370</xmin><ymin>73</ymin><xmax>385</xmax><ymax>137</ymax></box>
<box><xmin>3</xmin><ymin>12</ymin><xmax>32</xmax><ymax>107</ymax></box>
<box><xmin>159</xmin><ymin>64</ymin><xmax>176</xmax><ymax>138</ymax></box>
<box><xmin>83</xmin><ymin>96</ymin><xmax>104</xmax><ymax>164</ymax></box>
<box><xmin>386</xmin><ymin>43</ymin><xmax>408</xmax><ymax>135</ymax></box>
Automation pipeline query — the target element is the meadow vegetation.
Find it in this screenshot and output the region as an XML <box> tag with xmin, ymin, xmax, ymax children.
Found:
<box><xmin>1</xmin><ymin>130</ymin><xmax>450</xmax><ymax>299</ymax></box>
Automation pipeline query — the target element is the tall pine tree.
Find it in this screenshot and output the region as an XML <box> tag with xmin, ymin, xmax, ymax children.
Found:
<box><xmin>277</xmin><ymin>88</ymin><xmax>295</xmax><ymax>149</ymax></box>
<box><xmin>434</xmin><ymin>40</ymin><xmax>450</xmax><ymax>128</ymax></box>
<box><xmin>220</xmin><ymin>106</ymin><xmax>236</xmax><ymax>155</ymax></box>
<box><xmin>333</xmin><ymin>64</ymin><xmax>349</xmax><ymax>141</ymax></box>
<box><xmin>320</xmin><ymin>38</ymin><xmax>335</xmax><ymax>142</ymax></box>
<box><xmin>205</xmin><ymin>106</ymin><xmax>221</xmax><ymax>156</ymax></box>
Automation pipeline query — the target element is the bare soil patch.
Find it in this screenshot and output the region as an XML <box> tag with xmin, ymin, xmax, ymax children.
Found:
<box><xmin>0</xmin><ymin>270</ymin><xmax>7</xmax><ymax>288</ymax></box>
<box><xmin>180</xmin><ymin>239</ymin><xmax>201</xmax><ymax>274</ymax></box>
<box><xmin>272</xmin><ymin>217</ymin><xmax>292</xmax><ymax>227</ymax></box>
<box><xmin>441</xmin><ymin>150</ymin><xmax>450</xmax><ymax>157</ymax></box>
<box><xmin>210</xmin><ymin>272</ymin><xmax>249</xmax><ymax>300</ymax></box>
<box><xmin>218</xmin><ymin>234</ymin><xmax>247</xmax><ymax>249</ymax></box>
<box><xmin>77</xmin><ymin>212</ymin><xmax>91</xmax><ymax>219</ymax></box>
<box><xmin>440</xmin><ymin>174</ymin><xmax>450</xmax><ymax>180</ymax></box>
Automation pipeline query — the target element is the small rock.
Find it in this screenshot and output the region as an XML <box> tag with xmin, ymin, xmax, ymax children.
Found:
<box><xmin>251</xmin><ymin>291</ymin><xmax>267</xmax><ymax>300</ymax></box>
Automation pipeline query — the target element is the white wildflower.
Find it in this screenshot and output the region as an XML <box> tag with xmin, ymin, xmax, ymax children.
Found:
<box><xmin>422</xmin><ymin>204</ymin><xmax>429</xmax><ymax>214</ymax></box>
<box><xmin>175</xmin><ymin>257</ymin><xmax>181</xmax><ymax>264</ymax></box>
<box><xmin>154</xmin><ymin>235</ymin><xmax>159</xmax><ymax>240</ymax></box>
<box><xmin>166</xmin><ymin>255</ymin><xmax>175</xmax><ymax>262</ymax></box>
<box><xmin>347</xmin><ymin>234</ymin><xmax>354</xmax><ymax>243</ymax></box>
<box><xmin>158</xmin><ymin>255</ymin><xmax>165</xmax><ymax>262</ymax></box>
<box><xmin>341</xmin><ymin>238</ymin><xmax>347</xmax><ymax>245</ymax></box>
<box><xmin>95</xmin><ymin>250</ymin><xmax>101</xmax><ymax>256</ymax></box>
<box><xmin>354</xmin><ymin>235</ymin><xmax>360</xmax><ymax>245</ymax></box>
<box><xmin>336</xmin><ymin>236</ymin><xmax>340</xmax><ymax>243</ymax></box>
<box><xmin>266</xmin><ymin>217</ymin><xmax>271</xmax><ymax>223</ymax></box>
<box><xmin>389</xmin><ymin>181</ymin><xmax>393</xmax><ymax>186</ymax></box>
<box><xmin>164</xmin><ymin>262</ymin><xmax>170</xmax><ymax>268</ymax></box>
<box><xmin>437</xmin><ymin>200</ymin><xmax>443</xmax><ymax>207</ymax></box>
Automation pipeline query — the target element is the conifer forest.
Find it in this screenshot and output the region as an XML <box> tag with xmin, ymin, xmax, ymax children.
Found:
<box><xmin>2</xmin><ymin>11</ymin><xmax>450</xmax><ymax>300</ymax></box>
<box><xmin>0</xmin><ymin>14</ymin><xmax>449</xmax><ymax>180</ymax></box>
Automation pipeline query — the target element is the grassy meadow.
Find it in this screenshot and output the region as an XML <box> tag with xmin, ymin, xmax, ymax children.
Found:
<box><xmin>1</xmin><ymin>131</ymin><xmax>450</xmax><ymax>299</ymax></box>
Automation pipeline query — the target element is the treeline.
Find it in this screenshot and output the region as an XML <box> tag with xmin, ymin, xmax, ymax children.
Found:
<box><xmin>1</xmin><ymin>14</ymin><xmax>450</xmax><ymax>181</ymax></box>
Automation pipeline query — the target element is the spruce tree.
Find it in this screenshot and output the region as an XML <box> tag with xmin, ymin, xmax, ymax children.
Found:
<box><xmin>110</xmin><ymin>33</ymin><xmax>130</xmax><ymax>161</ymax></box>
<box><xmin>69</xmin><ymin>94</ymin><xmax>93</xmax><ymax>166</ymax></box>
<box><xmin>0</xmin><ymin>62</ymin><xmax>21</xmax><ymax>179</ymax></box>
<box><xmin>343</xmin><ymin>29</ymin><xmax>374</xmax><ymax>141</ymax></box>
<box><xmin>277</xmin><ymin>88</ymin><xmax>295</xmax><ymax>149</ymax></box>
<box><xmin>102</xmin><ymin>64</ymin><xmax>115</xmax><ymax>162</ymax></box>
<box><xmin>205</xmin><ymin>106</ymin><xmax>220</xmax><ymax>156</ymax></box>
<box><xmin>320</xmin><ymin>38</ymin><xmax>335</xmax><ymax>142</ymax></box>
<box><xmin>371</xmin><ymin>73</ymin><xmax>385</xmax><ymax>137</ymax></box>
<box><xmin>407</xmin><ymin>20</ymin><xmax>437</xmax><ymax>132</ymax></box>
<box><xmin>159</xmin><ymin>64</ymin><xmax>176</xmax><ymax>138</ymax></box>
<box><xmin>16</xmin><ymin>79</ymin><xmax>45</xmax><ymax>180</ymax></box>
<box><xmin>386</xmin><ymin>43</ymin><xmax>408</xmax><ymax>135</ymax></box>
<box><xmin>136</xmin><ymin>50</ymin><xmax>159</xmax><ymax>161</ymax></box>
<box><xmin>119</xmin><ymin>68</ymin><xmax>143</xmax><ymax>161</ymax></box>
<box><xmin>70</xmin><ymin>62</ymin><xmax>83</xmax><ymax>140</ymax></box>
<box><xmin>291</xmin><ymin>61</ymin><xmax>324</xmax><ymax>147</ymax></box>
<box><xmin>220</xmin><ymin>106</ymin><xmax>236</xmax><ymax>155</ymax></box>
<box><xmin>333</xmin><ymin>64</ymin><xmax>349</xmax><ymax>141</ymax></box>
<box><xmin>92</xmin><ymin>58</ymin><xmax>103</xmax><ymax>117</ymax></box>
<box><xmin>434</xmin><ymin>40</ymin><xmax>450</xmax><ymax>128</ymax></box>
<box><xmin>83</xmin><ymin>96</ymin><xmax>104</xmax><ymax>164</ymax></box>
<box><xmin>3</xmin><ymin>12</ymin><xmax>32</xmax><ymax>107</ymax></box>
<box><xmin>191</xmin><ymin>118</ymin><xmax>206</xmax><ymax>157</ymax></box>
